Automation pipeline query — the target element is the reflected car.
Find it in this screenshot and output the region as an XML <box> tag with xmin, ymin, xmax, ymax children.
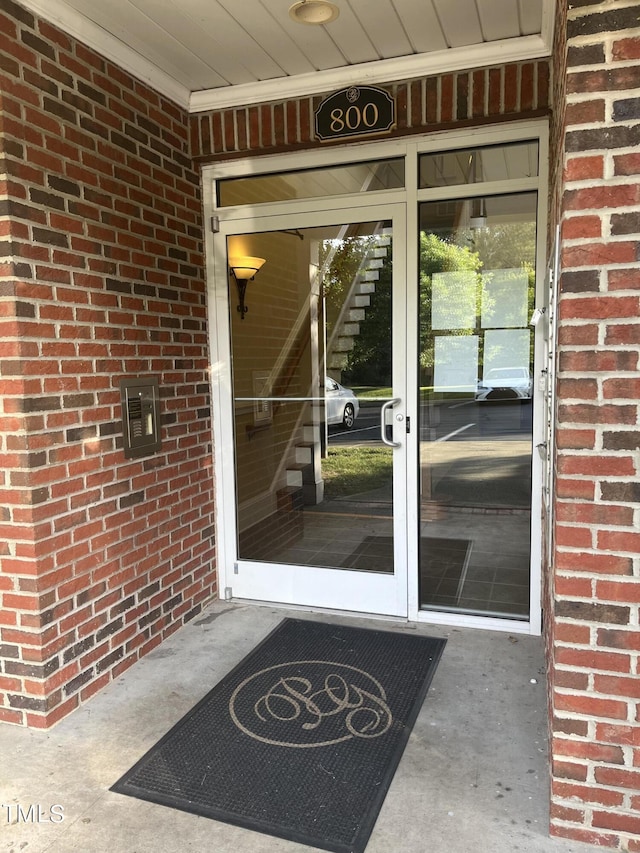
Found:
<box><xmin>475</xmin><ymin>367</ymin><xmax>533</xmax><ymax>402</ymax></box>
<box><xmin>325</xmin><ymin>377</ymin><xmax>360</xmax><ymax>429</ymax></box>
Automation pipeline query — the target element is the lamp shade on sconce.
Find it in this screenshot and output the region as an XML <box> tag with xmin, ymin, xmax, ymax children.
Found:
<box><xmin>229</xmin><ymin>256</ymin><xmax>266</xmax><ymax>280</ymax></box>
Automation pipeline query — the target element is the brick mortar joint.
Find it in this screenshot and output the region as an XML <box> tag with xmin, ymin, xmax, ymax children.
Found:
<box><xmin>567</xmin><ymin>0</ymin><xmax>640</xmax><ymax>16</ymax></box>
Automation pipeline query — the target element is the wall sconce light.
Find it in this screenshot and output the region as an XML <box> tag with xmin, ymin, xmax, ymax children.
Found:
<box><xmin>229</xmin><ymin>256</ymin><xmax>266</xmax><ymax>319</ymax></box>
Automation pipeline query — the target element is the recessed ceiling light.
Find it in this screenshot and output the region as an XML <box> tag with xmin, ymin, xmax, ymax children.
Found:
<box><xmin>288</xmin><ymin>0</ymin><xmax>340</xmax><ymax>25</ymax></box>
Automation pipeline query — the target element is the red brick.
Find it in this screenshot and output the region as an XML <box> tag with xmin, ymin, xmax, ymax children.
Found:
<box><xmin>606</xmin><ymin>324</ymin><xmax>640</xmax><ymax>345</ymax></box>
<box><xmin>595</xmin><ymin>767</ymin><xmax>640</xmax><ymax>790</ymax></box>
<box><xmin>553</xmin><ymin>738</ymin><xmax>625</xmax><ymax>764</ymax></box>
<box><xmin>562</xmin><ymin>215</ymin><xmax>602</xmax><ymax>240</ymax></box>
<box><xmin>565</xmin><ymin>100</ymin><xmax>606</xmax><ymax>127</ymax></box>
<box><xmin>613</xmin><ymin>37</ymin><xmax>640</xmax><ymax>61</ymax></box>
<box><xmin>595</xmin><ymin>675</ymin><xmax>640</xmax><ymax>700</ymax></box>
<box><xmin>564</xmin><ymin>184</ymin><xmax>640</xmax><ymax>211</ymax></box>
<box><xmin>603</xmin><ymin>376</ymin><xmax>640</xmax><ymax>400</ymax></box>
<box><xmin>597</xmin><ymin>533</ymin><xmax>640</xmax><ymax>558</ymax></box>
<box><xmin>596</xmin><ymin>723</ymin><xmax>640</xmax><ymax>746</ymax></box>
<box><xmin>596</xmin><ymin>579</ymin><xmax>640</xmax><ymax>603</ymax></box>
<box><xmin>552</xmin><ymin>758</ymin><xmax>588</xmax><ymax>781</ymax></box>
<box><xmin>550</xmin><ymin>825</ymin><xmax>622</xmax><ymax>847</ymax></box>
<box><xmin>555</xmin><ymin>647</ymin><xmax>631</xmax><ymax>675</ymax></box>
<box><xmin>550</xmin><ymin>802</ymin><xmax>585</xmax><ymax>823</ymax></box>
<box><xmin>558</xmin><ymin>455</ymin><xmax>635</xmax><ymax>477</ymax></box>
<box><xmin>552</xmin><ymin>780</ymin><xmax>625</xmax><ymax>807</ymax></box>
<box><xmin>614</xmin><ymin>152</ymin><xmax>640</xmax><ymax>176</ymax></box>
<box><xmin>555</xmin><ymin>524</ymin><xmax>594</xmax><ymax>549</ymax></box>
<box><xmin>609</xmin><ymin>268</ymin><xmax>640</xmax><ymax>291</ymax></box>
<box><xmin>598</xmin><ymin>630</ymin><xmax>640</xmax><ymax>653</ymax></box>
<box><xmin>563</xmin><ymin>242</ymin><xmax>640</xmax><ymax>269</ymax></box>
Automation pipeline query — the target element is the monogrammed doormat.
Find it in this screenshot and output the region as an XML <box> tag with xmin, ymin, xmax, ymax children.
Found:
<box><xmin>111</xmin><ymin>618</ymin><xmax>446</xmax><ymax>853</ymax></box>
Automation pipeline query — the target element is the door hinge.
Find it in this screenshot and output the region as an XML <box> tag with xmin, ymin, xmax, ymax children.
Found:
<box><xmin>405</xmin><ymin>416</ymin><xmax>411</xmax><ymax>434</ymax></box>
<box><xmin>211</xmin><ymin>215</ymin><xmax>220</xmax><ymax>233</ymax></box>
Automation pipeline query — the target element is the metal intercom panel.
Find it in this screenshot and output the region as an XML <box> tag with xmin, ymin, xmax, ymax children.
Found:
<box><xmin>119</xmin><ymin>377</ymin><xmax>161</xmax><ymax>458</ymax></box>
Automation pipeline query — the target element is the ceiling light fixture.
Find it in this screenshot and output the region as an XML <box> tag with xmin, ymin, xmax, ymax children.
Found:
<box><xmin>288</xmin><ymin>0</ymin><xmax>340</xmax><ymax>25</ymax></box>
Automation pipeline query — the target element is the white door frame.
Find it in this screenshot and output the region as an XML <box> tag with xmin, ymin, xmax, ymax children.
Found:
<box><xmin>208</xmin><ymin>202</ymin><xmax>410</xmax><ymax>618</ymax></box>
<box><xmin>203</xmin><ymin>120</ymin><xmax>549</xmax><ymax>634</ymax></box>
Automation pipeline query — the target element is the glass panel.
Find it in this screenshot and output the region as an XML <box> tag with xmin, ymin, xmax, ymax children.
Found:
<box><xmin>219</xmin><ymin>159</ymin><xmax>404</xmax><ymax>206</ymax></box>
<box><xmin>419</xmin><ymin>141</ymin><xmax>539</xmax><ymax>189</ymax></box>
<box><xmin>418</xmin><ymin>192</ymin><xmax>536</xmax><ymax>619</ymax></box>
<box><xmin>228</xmin><ymin>220</ymin><xmax>395</xmax><ymax>574</ymax></box>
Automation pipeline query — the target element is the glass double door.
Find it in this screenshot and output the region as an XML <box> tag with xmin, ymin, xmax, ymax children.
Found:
<box><xmin>218</xmin><ymin>204</ymin><xmax>410</xmax><ymax>617</ymax></box>
<box><xmin>216</xmin><ymin>196</ymin><xmax>536</xmax><ymax>623</ymax></box>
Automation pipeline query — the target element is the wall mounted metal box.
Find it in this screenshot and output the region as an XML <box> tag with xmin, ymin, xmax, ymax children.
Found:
<box><xmin>119</xmin><ymin>377</ymin><xmax>161</xmax><ymax>458</ymax></box>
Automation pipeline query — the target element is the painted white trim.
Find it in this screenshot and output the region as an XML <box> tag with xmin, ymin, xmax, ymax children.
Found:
<box><xmin>17</xmin><ymin>1</ymin><xmax>553</xmax><ymax>115</ymax></box>
<box><xmin>190</xmin><ymin>34</ymin><xmax>550</xmax><ymax>113</ymax></box>
<box><xmin>17</xmin><ymin>0</ymin><xmax>191</xmax><ymax>109</ymax></box>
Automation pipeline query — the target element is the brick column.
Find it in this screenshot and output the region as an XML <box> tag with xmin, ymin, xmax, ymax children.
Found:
<box><xmin>550</xmin><ymin>1</ymin><xmax>640</xmax><ymax>847</ymax></box>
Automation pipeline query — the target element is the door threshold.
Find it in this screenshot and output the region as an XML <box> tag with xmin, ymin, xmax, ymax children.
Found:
<box><xmin>227</xmin><ymin>596</ymin><xmax>540</xmax><ymax>636</ymax></box>
<box><xmin>416</xmin><ymin>608</ymin><xmax>539</xmax><ymax>635</ymax></box>
<box><xmin>228</xmin><ymin>597</ymin><xmax>410</xmax><ymax>625</ymax></box>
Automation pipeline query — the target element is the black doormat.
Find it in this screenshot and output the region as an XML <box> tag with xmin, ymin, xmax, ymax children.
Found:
<box><xmin>111</xmin><ymin>618</ymin><xmax>446</xmax><ymax>853</ymax></box>
<box><xmin>343</xmin><ymin>535</ymin><xmax>471</xmax><ymax>594</ymax></box>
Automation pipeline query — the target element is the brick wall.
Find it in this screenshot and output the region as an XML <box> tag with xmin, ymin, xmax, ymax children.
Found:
<box><xmin>550</xmin><ymin>1</ymin><xmax>640</xmax><ymax>847</ymax></box>
<box><xmin>190</xmin><ymin>59</ymin><xmax>551</xmax><ymax>161</ymax></box>
<box><xmin>0</xmin><ymin>0</ymin><xmax>216</xmax><ymax>727</ymax></box>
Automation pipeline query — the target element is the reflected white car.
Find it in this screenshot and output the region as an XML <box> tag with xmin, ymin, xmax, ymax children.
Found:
<box><xmin>475</xmin><ymin>367</ymin><xmax>533</xmax><ymax>402</ymax></box>
<box><xmin>325</xmin><ymin>377</ymin><xmax>360</xmax><ymax>429</ymax></box>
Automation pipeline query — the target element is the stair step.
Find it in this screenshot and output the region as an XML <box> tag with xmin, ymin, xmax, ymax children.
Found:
<box><xmin>302</xmin><ymin>423</ymin><xmax>320</xmax><ymax>442</ymax></box>
<box><xmin>286</xmin><ymin>461</ymin><xmax>316</xmax><ymax>484</ymax></box>
<box><xmin>347</xmin><ymin>308</ymin><xmax>365</xmax><ymax>321</ymax></box>
<box><xmin>286</xmin><ymin>468</ymin><xmax>303</xmax><ymax>488</ymax></box>
<box><xmin>333</xmin><ymin>336</ymin><xmax>355</xmax><ymax>353</ymax></box>
<box><xmin>353</xmin><ymin>294</ymin><xmax>371</xmax><ymax>308</ymax></box>
<box><xmin>295</xmin><ymin>443</ymin><xmax>314</xmax><ymax>465</ymax></box>
<box><xmin>328</xmin><ymin>353</ymin><xmax>349</xmax><ymax>369</ymax></box>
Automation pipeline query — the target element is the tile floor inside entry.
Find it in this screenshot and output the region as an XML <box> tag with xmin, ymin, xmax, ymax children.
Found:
<box><xmin>266</xmin><ymin>499</ymin><xmax>530</xmax><ymax>620</ymax></box>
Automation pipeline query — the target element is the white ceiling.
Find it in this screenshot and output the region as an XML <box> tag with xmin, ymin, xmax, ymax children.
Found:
<box><xmin>19</xmin><ymin>0</ymin><xmax>554</xmax><ymax>112</ymax></box>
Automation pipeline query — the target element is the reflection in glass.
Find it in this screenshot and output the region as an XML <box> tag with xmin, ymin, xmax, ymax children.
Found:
<box><xmin>419</xmin><ymin>141</ymin><xmax>539</xmax><ymax>189</ymax></box>
<box><xmin>219</xmin><ymin>159</ymin><xmax>404</xmax><ymax>207</ymax></box>
<box><xmin>228</xmin><ymin>221</ymin><xmax>395</xmax><ymax>575</ymax></box>
<box><xmin>418</xmin><ymin>192</ymin><xmax>537</xmax><ymax>619</ymax></box>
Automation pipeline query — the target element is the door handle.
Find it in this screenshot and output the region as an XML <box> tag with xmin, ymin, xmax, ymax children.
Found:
<box><xmin>380</xmin><ymin>398</ymin><xmax>402</xmax><ymax>447</ymax></box>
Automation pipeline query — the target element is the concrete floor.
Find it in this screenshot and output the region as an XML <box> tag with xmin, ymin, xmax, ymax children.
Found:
<box><xmin>0</xmin><ymin>601</ymin><xmax>600</xmax><ymax>853</ymax></box>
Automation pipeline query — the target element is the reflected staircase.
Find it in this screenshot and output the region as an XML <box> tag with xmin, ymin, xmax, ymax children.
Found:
<box><xmin>285</xmin><ymin>227</ymin><xmax>392</xmax><ymax>506</ymax></box>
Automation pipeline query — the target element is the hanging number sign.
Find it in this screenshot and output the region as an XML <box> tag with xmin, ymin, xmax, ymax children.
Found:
<box><xmin>315</xmin><ymin>86</ymin><xmax>395</xmax><ymax>142</ymax></box>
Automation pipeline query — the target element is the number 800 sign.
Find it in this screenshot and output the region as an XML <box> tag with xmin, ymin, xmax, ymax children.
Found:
<box><xmin>315</xmin><ymin>86</ymin><xmax>396</xmax><ymax>142</ymax></box>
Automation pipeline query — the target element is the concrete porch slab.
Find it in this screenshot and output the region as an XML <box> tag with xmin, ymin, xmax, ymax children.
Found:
<box><xmin>0</xmin><ymin>602</ymin><xmax>598</xmax><ymax>853</ymax></box>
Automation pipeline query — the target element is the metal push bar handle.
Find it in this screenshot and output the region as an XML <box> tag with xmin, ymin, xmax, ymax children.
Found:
<box><xmin>380</xmin><ymin>398</ymin><xmax>402</xmax><ymax>448</ymax></box>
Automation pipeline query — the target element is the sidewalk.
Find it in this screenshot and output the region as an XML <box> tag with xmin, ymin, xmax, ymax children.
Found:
<box><xmin>0</xmin><ymin>601</ymin><xmax>598</xmax><ymax>853</ymax></box>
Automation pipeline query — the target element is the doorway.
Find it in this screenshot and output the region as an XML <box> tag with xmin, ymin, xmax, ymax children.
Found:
<box><xmin>214</xmin><ymin>205</ymin><xmax>409</xmax><ymax>617</ymax></box>
<box><xmin>205</xmin><ymin>125</ymin><xmax>547</xmax><ymax>632</ymax></box>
